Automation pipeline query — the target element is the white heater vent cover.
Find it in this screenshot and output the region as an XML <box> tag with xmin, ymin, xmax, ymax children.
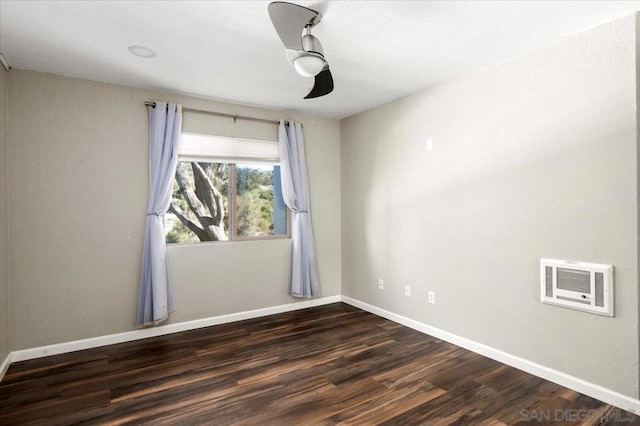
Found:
<box><xmin>540</xmin><ymin>258</ymin><xmax>613</xmax><ymax>317</ymax></box>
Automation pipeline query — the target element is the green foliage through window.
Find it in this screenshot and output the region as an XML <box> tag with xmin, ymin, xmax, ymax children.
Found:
<box><xmin>165</xmin><ymin>161</ymin><xmax>287</xmax><ymax>243</ymax></box>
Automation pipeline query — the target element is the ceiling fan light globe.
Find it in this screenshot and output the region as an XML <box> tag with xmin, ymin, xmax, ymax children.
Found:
<box><xmin>293</xmin><ymin>55</ymin><xmax>325</xmax><ymax>77</ymax></box>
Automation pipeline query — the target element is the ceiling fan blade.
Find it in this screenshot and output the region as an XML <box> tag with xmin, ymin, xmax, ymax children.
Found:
<box><xmin>304</xmin><ymin>67</ymin><xmax>334</xmax><ymax>99</ymax></box>
<box><xmin>268</xmin><ymin>2</ymin><xmax>321</xmax><ymax>51</ymax></box>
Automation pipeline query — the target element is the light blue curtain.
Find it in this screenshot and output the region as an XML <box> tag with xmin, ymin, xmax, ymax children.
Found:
<box><xmin>278</xmin><ymin>121</ymin><xmax>320</xmax><ymax>298</ymax></box>
<box><xmin>137</xmin><ymin>102</ymin><xmax>182</xmax><ymax>327</ymax></box>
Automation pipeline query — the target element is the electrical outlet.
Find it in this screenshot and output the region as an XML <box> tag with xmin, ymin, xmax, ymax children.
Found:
<box><xmin>428</xmin><ymin>291</ymin><xmax>435</xmax><ymax>304</ymax></box>
<box><xmin>404</xmin><ymin>285</ymin><xmax>411</xmax><ymax>297</ymax></box>
<box><xmin>378</xmin><ymin>279</ymin><xmax>384</xmax><ymax>290</ymax></box>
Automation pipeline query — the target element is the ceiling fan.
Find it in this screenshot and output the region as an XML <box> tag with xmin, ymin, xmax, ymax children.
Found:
<box><xmin>268</xmin><ymin>1</ymin><xmax>334</xmax><ymax>99</ymax></box>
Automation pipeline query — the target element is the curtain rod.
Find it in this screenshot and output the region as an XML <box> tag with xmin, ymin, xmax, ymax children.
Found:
<box><xmin>145</xmin><ymin>101</ymin><xmax>280</xmax><ymax>126</ymax></box>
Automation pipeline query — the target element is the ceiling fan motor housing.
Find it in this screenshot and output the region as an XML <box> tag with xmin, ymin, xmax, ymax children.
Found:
<box><xmin>301</xmin><ymin>33</ymin><xmax>324</xmax><ymax>57</ymax></box>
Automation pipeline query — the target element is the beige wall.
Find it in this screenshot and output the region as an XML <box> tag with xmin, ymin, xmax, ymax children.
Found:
<box><xmin>341</xmin><ymin>15</ymin><xmax>639</xmax><ymax>398</ymax></box>
<box><xmin>0</xmin><ymin>68</ymin><xmax>8</xmax><ymax>362</ymax></box>
<box><xmin>7</xmin><ymin>70</ymin><xmax>341</xmax><ymax>350</ymax></box>
<box><xmin>636</xmin><ymin>13</ymin><xmax>640</xmax><ymax>398</ymax></box>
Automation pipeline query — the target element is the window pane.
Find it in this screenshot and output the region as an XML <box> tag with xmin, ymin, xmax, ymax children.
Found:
<box><xmin>235</xmin><ymin>164</ymin><xmax>287</xmax><ymax>237</ymax></box>
<box><xmin>165</xmin><ymin>161</ymin><xmax>230</xmax><ymax>243</ymax></box>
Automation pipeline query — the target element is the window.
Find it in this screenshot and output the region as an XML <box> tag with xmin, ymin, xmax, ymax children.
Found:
<box><xmin>165</xmin><ymin>133</ymin><xmax>288</xmax><ymax>243</ymax></box>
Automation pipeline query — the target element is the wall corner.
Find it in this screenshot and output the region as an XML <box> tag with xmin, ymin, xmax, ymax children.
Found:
<box><xmin>0</xmin><ymin>66</ymin><xmax>10</xmax><ymax>363</ymax></box>
<box><xmin>635</xmin><ymin>10</ymin><xmax>640</xmax><ymax>401</ymax></box>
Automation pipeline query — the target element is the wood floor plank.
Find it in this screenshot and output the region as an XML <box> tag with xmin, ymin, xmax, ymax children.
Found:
<box><xmin>0</xmin><ymin>303</ymin><xmax>633</xmax><ymax>425</ymax></box>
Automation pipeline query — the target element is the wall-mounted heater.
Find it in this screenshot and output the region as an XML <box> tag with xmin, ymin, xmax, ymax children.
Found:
<box><xmin>540</xmin><ymin>258</ymin><xmax>613</xmax><ymax>317</ymax></box>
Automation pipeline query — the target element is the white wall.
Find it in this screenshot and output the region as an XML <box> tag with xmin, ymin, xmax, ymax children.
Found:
<box><xmin>341</xmin><ymin>15</ymin><xmax>639</xmax><ymax>398</ymax></box>
<box><xmin>7</xmin><ymin>70</ymin><xmax>341</xmax><ymax>350</ymax></box>
<box><xmin>0</xmin><ymin>67</ymin><xmax>8</xmax><ymax>362</ymax></box>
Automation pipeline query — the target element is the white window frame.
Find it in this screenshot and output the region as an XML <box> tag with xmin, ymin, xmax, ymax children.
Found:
<box><xmin>168</xmin><ymin>133</ymin><xmax>290</xmax><ymax>243</ymax></box>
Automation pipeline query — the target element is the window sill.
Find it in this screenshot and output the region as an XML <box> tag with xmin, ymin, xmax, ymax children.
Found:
<box><xmin>166</xmin><ymin>236</ymin><xmax>291</xmax><ymax>248</ymax></box>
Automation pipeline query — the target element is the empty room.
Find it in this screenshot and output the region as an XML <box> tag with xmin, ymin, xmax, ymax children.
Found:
<box><xmin>1</xmin><ymin>1</ymin><xmax>640</xmax><ymax>424</ymax></box>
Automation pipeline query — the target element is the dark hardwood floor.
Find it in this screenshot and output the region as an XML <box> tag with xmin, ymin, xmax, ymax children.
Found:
<box><xmin>0</xmin><ymin>303</ymin><xmax>635</xmax><ymax>425</ymax></box>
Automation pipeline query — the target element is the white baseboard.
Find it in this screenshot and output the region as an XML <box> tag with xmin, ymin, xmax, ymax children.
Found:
<box><xmin>0</xmin><ymin>352</ymin><xmax>11</xmax><ymax>382</ymax></box>
<box><xmin>340</xmin><ymin>296</ymin><xmax>640</xmax><ymax>414</ymax></box>
<box><xmin>10</xmin><ymin>295</ymin><xmax>341</xmax><ymax>363</ymax></box>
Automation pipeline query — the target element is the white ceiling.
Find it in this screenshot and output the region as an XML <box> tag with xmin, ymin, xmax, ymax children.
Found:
<box><xmin>1</xmin><ymin>1</ymin><xmax>639</xmax><ymax>119</ymax></box>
